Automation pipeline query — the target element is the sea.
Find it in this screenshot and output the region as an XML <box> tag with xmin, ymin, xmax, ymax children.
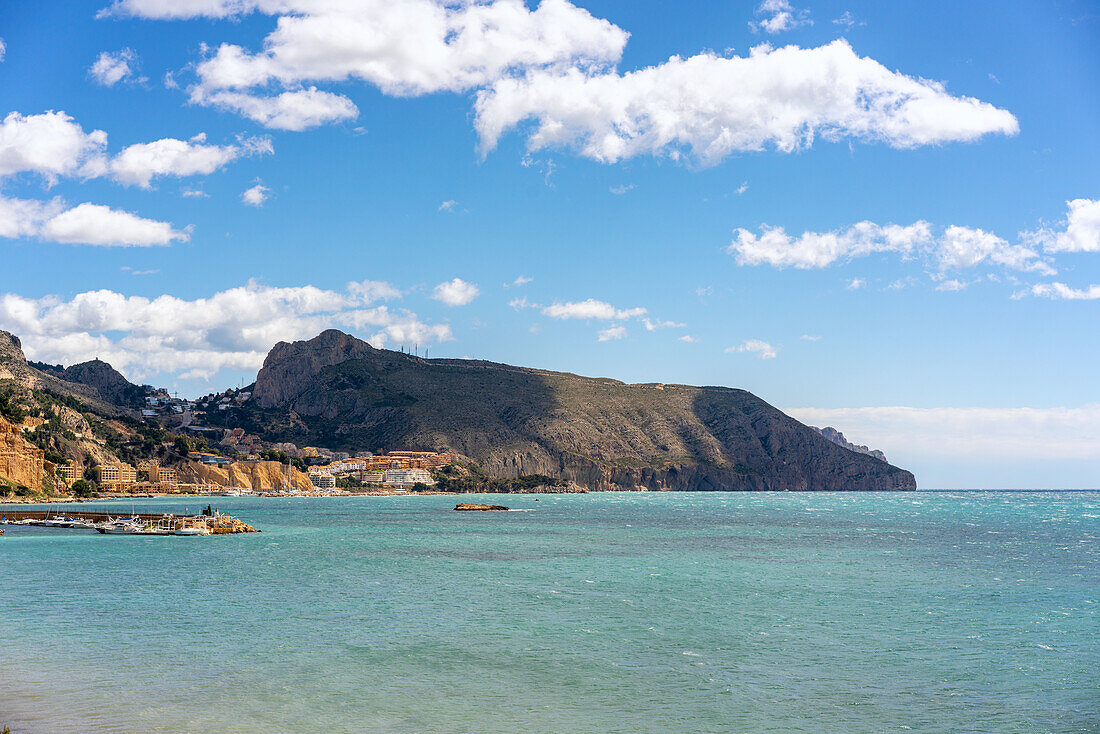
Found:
<box><xmin>1</xmin><ymin>491</ymin><xmax>1097</xmax><ymax>733</ymax></box>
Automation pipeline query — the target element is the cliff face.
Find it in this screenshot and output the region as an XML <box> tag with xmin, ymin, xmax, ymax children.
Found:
<box><xmin>245</xmin><ymin>331</ymin><xmax>917</xmax><ymax>491</ymax></box>
<box><xmin>176</xmin><ymin>460</ymin><xmax>312</xmax><ymax>491</ymax></box>
<box><xmin>0</xmin><ymin>415</ymin><xmax>49</xmax><ymax>491</ymax></box>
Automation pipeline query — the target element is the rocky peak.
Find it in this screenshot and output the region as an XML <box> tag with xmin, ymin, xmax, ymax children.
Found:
<box><xmin>0</xmin><ymin>330</ymin><xmax>37</xmax><ymax>387</ymax></box>
<box><xmin>812</xmin><ymin>426</ymin><xmax>888</xmax><ymax>463</ymax></box>
<box><xmin>253</xmin><ymin>329</ymin><xmax>378</xmax><ymax>409</ymax></box>
<box><xmin>59</xmin><ymin>359</ymin><xmax>141</xmax><ymax>406</ymax></box>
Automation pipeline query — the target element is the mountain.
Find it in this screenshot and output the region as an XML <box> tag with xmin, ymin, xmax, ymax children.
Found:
<box><xmin>812</xmin><ymin>426</ymin><xmax>889</xmax><ymax>462</ymax></box>
<box><xmin>31</xmin><ymin>358</ymin><xmax>150</xmax><ymax>408</ymax></box>
<box><xmin>237</xmin><ymin>330</ymin><xmax>916</xmax><ymax>491</ymax></box>
<box><xmin>0</xmin><ymin>330</ymin><xmax>126</xmax><ymax>414</ymax></box>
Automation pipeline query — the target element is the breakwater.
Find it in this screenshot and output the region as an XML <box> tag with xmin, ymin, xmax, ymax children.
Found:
<box><xmin>0</xmin><ymin>507</ymin><xmax>257</xmax><ymax>534</ymax></box>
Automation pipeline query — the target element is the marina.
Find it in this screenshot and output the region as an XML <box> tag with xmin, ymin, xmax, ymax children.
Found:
<box><xmin>0</xmin><ymin>507</ymin><xmax>258</xmax><ymax>535</ymax></box>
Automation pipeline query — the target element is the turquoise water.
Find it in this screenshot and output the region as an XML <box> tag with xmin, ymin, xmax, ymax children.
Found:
<box><xmin>1</xmin><ymin>492</ymin><xmax>1097</xmax><ymax>733</ymax></box>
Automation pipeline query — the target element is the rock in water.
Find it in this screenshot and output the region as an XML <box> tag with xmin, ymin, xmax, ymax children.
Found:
<box><xmin>454</xmin><ymin>503</ymin><xmax>509</xmax><ymax>511</ymax></box>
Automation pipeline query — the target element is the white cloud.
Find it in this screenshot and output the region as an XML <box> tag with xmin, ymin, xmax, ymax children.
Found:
<box><xmin>751</xmin><ymin>0</ymin><xmax>812</xmax><ymax>34</ymax></box>
<box><xmin>1029</xmin><ymin>282</ymin><xmax>1100</xmax><ymax>300</ymax></box>
<box><xmin>0</xmin><ymin>279</ymin><xmax>442</xmax><ymax>382</ymax></box>
<box><xmin>432</xmin><ymin>278</ymin><xmax>480</xmax><ymax>306</ymax></box>
<box><xmin>786</xmin><ymin>405</ymin><xmax>1100</xmax><ymax>462</ymax></box>
<box><xmin>0</xmin><ymin>194</ymin><xmax>188</xmax><ymax>247</ymax></box>
<box><xmin>475</xmin><ymin>40</ymin><xmax>1018</xmax><ymax>165</ymax></box>
<box><xmin>185</xmin><ymin>0</ymin><xmax>627</xmax><ymax>95</ymax></box>
<box><xmin>40</xmin><ymin>203</ymin><xmax>189</xmax><ymax>247</ymax></box>
<box><xmin>508</xmin><ymin>296</ymin><xmax>538</xmax><ymax>310</ymax></box>
<box><xmin>110</xmin><ymin>134</ymin><xmax>272</xmax><ymax>188</ymax></box>
<box><xmin>735</xmin><ymin>182</ymin><xmax>749</xmax><ymax>195</ymax></box>
<box><xmin>730</xmin><ymin>221</ymin><xmax>932</xmax><ymax>269</ymax></box>
<box><xmin>832</xmin><ymin>11</ymin><xmax>863</xmax><ymax>29</ymax></box>
<box><xmin>0</xmin><ymin>111</ymin><xmax>108</xmax><ymax>183</ymax></box>
<box><xmin>438</xmin><ymin>200</ymin><xmax>458</xmax><ymax>212</ymax></box>
<box><xmin>192</xmin><ymin>87</ymin><xmax>359</xmax><ymax>131</ymax></box>
<box><xmin>800</xmin><ymin>334</ymin><xmax>821</xmax><ymax>341</ymax></box>
<box><xmin>729</xmin><ymin>219</ymin><xmax>1055</xmax><ymax>275</ymax></box>
<box><xmin>846</xmin><ymin>278</ymin><xmax>866</xmax><ymax>290</ymax></box>
<box><xmin>937</xmin><ymin>225</ymin><xmax>1054</xmax><ymax>275</ymax></box>
<box><xmin>508</xmin><ymin>275</ymin><xmax>533</xmax><ymax>287</ymax></box>
<box><xmin>155</xmin><ymin>0</ymin><xmax>625</xmax><ymax>130</ymax></box>
<box><xmin>609</xmin><ymin>183</ymin><xmax>634</xmax><ymax>195</ymax></box>
<box><xmin>180</xmin><ymin>187</ymin><xmax>209</xmax><ymax>198</ymax></box>
<box><xmin>542</xmin><ymin>298</ymin><xmax>645</xmax><ymax>320</ymax></box>
<box><xmin>89</xmin><ymin>49</ymin><xmax>142</xmax><ymax>86</ymax></box>
<box><xmin>678</xmin><ymin>335</ymin><xmax>697</xmax><ymax>343</ymax></box>
<box><xmin>935</xmin><ymin>279</ymin><xmax>970</xmax><ymax>292</ymax></box>
<box><xmin>726</xmin><ymin>339</ymin><xmax>777</xmax><ymax>359</ymax></box>
<box><xmin>0</xmin><ymin>38</ymin><xmax>6</xmax><ymax>62</ymax></box>
<box><xmin>642</xmin><ymin>318</ymin><xmax>685</xmax><ymax>331</ymax></box>
<box><xmin>597</xmin><ymin>325</ymin><xmax>626</xmax><ymax>341</ymax></box>
<box><xmin>240</xmin><ymin>182</ymin><xmax>270</xmax><ymax>207</ymax></box>
<box><xmin>0</xmin><ymin>195</ymin><xmax>64</xmax><ymax>239</ymax></box>
<box><xmin>1023</xmin><ymin>198</ymin><xmax>1100</xmax><ymax>253</ymax></box>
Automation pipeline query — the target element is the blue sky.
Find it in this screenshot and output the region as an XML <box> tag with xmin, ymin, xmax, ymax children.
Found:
<box><xmin>0</xmin><ymin>0</ymin><xmax>1097</xmax><ymax>487</ymax></box>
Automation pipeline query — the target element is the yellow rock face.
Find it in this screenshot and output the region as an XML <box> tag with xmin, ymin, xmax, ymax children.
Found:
<box><xmin>0</xmin><ymin>416</ymin><xmax>46</xmax><ymax>491</ymax></box>
<box><xmin>176</xmin><ymin>459</ymin><xmax>313</xmax><ymax>491</ymax></box>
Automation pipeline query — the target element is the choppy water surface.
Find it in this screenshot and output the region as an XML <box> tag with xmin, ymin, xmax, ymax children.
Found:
<box><xmin>1</xmin><ymin>491</ymin><xmax>1097</xmax><ymax>733</ymax></box>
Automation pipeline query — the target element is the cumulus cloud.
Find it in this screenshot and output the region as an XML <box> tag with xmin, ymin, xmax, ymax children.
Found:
<box><xmin>191</xmin><ymin>87</ymin><xmax>359</xmax><ymax>131</ymax></box>
<box><xmin>1022</xmin><ymin>198</ymin><xmax>1100</xmax><ymax>253</ymax></box>
<box><xmin>542</xmin><ymin>298</ymin><xmax>646</xmax><ymax>320</ymax></box>
<box><xmin>39</xmin><ymin>203</ymin><xmax>189</xmax><ymax>246</ymax></box>
<box><xmin>0</xmin><ymin>110</ymin><xmax>268</xmax><ymax>244</ymax></box>
<box><xmin>142</xmin><ymin>0</ymin><xmax>626</xmax><ymax>130</ymax></box>
<box><xmin>937</xmin><ymin>225</ymin><xmax>1054</xmax><ymax>275</ymax></box>
<box><xmin>0</xmin><ymin>111</ymin><xmax>108</xmax><ymax>183</ymax></box>
<box><xmin>240</xmin><ymin>182</ymin><xmax>270</xmax><ymax>207</ymax></box>
<box><xmin>726</xmin><ymin>339</ymin><xmax>777</xmax><ymax>359</ymax></box>
<box><xmin>110</xmin><ymin>134</ymin><xmax>272</xmax><ymax>188</ymax></box>
<box><xmin>597</xmin><ymin>325</ymin><xmax>626</xmax><ymax>341</ymax></box>
<box><xmin>678</xmin><ymin>335</ymin><xmax>697</xmax><ymax>343</ymax></box>
<box><xmin>106</xmin><ymin>1</ymin><xmax>1011</xmax><ymax>170</ymax></box>
<box><xmin>750</xmin><ymin>0</ymin><xmax>812</xmax><ymax>34</ymax></box>
<box><xmin>0</xmin><ymin>194</ymin><xmax>187</xmax><ymax>246</ymax></box>
<box><xmin>432</xmin><ymin>278</ymin><xmax>480</xmax><ymax>306</ymax></box>
<box><xmin>185</xmin><ymin>0</ymin><xmax>627</xmax><ymax>95</ymax></box>
<box><xmin>475</xmin><ymin>40</ymin><xmax>1018</xmax><ymax>165</ymax></box>
<box><xmin>1028</xmin><ymin>282</ymin><xmax>1100</xmax><ymax>300</ymax></box>
<box><xmin>0</xmin><ymin>279</ymin><xmax>445</xmax><ymax>382</ymax></box>
<box><xmin>89</xmin><ymin>48</ymin><xmax>143</xmax><ymax>86</ymax></box>
<box><xmin>729</xmin><ymin>218</ymin><xmax>1055</xmax><ymax>276</ymax></box>
<box><xmin>730</xmin><ymin>221</ymin><xmax>933</xmax><ymax>269</ymax></box>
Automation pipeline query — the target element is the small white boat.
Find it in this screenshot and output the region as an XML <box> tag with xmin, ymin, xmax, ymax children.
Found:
<box><xmin>96</xmin><ymin>519</ymin><xmax>145</xmax><ymax>534</ymax></box>
<box><xmin>173</xmin><ymin>526</ymin><xmax>208</xmax><ymax>536</ymax></box>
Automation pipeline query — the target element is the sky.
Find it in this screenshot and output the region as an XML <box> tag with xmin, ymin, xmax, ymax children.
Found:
<box><xmin>0</xmin><ymin>0</ymin><xmax>1097</xmax><ymax>488</ymax></box>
